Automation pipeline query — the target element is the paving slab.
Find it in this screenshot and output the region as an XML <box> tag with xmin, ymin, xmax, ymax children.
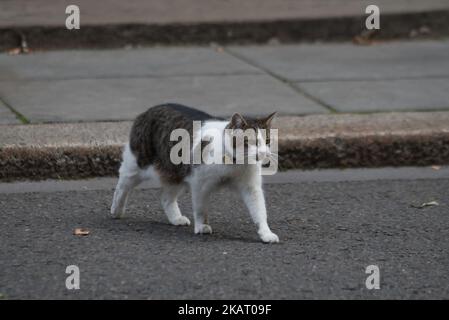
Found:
<box><xmin>0</xmin><ymin>0</ymin><xmax>442</xmax><ymax>27</ymax></box>
<box><xmin>0</xmin><ymin>75</ymin><xmax>326</xmax><ymax>123</ymax></box>
<box><xmin>230</xmin><ymin>40</ymin><xmax>449</xmax><ymax>81</ymax></box>
<box><xmin>2</xmin><ymin>0</ymin><xmax>449</xmax><ymax>27</ymax></box>
<box><xmin>1</xmin><ymin>40</ymin><xmax>449</xmax><ymax>120</ymax></box>
<box><xmin>298</xmin><ymin>78</ymin><xmax>449</xmax><ymax>112</ymax></box>
<box><xmin>2</xmin><ymin>1</ymin><xmax>449</xmax><ymax>50</ymax></box>
<box><xmin>0</xmin><ymin>47</ymin><xmax>260</xmax><ymax>81</ymax></box>
<box><xmin>0</xmin><ymin>99</ymin><xmax>20</xmax><ymax>124</ymax></box>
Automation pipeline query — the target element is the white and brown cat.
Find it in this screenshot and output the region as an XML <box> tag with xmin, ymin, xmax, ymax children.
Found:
<box><xmin>111</xmin><ymin>103</ymin><xmax>279</xmax><ymax>243</ymax></box>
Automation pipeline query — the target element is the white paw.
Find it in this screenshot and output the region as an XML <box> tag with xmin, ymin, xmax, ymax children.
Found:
<box><xmin>170</xmin><ymin>216</ymin><xmax>191</xmax><ymax>226</ymax></box>
<box><xmin>260</xmin><ymin>231</ymin><xmax>279</xmax><ymax>243</ymax></box>
<box><xmin>110</xmin><ymin>206</ymin><xmax>124</xmax><ymax>219</ymax></box>
<box><xmin>194</xmin><ymin>224</ymin><xmax>213</xmax><ymax>234</ymax></box>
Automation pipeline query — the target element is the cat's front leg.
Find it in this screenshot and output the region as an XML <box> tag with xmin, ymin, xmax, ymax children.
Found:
<box><xmin>238</xmin><ymin>182</ymin><xmax>279</xmax><ymax>243</ymax></box>
<box><xmin>161</xmin><ymin>182</ymin><xmax>190</xmax><ymax>226</ymax></box>
<box><xmin>190</xmin><ymin>180</ymin><xmax>213</xmax><ymax>235</ymax></box>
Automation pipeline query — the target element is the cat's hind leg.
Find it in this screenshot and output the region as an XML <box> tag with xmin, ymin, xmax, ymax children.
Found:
<box><xmin>161</xmin><ymin>182</ymin><xmax>191</xmax><ymax>226</ymax></box>
<box><xmin>110</xmin><ymin>144</ymin><xmax>142</xmax><ymax>219</ymax></box>
<box><xmin>111</xmin><ymin>173</ymin><xmax>141</xmax><ymax>219</ymax></box>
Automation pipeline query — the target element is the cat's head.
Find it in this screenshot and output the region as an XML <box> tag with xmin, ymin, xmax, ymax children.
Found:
<box><xmin>224</xmin><ymin>112</ymin><xmax>276</xmax><ymax>163</ymax></box>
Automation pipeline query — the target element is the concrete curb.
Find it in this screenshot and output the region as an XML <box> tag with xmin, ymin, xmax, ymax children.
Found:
<box><xmin>1</xmin><ymin>10</ymin><xmax>449</xmax><ymax>51</ymax></box>
<box><xmin>1</xmin><ymin>112</ymin><xmax>449</xmax><ymax>181</ymax></box>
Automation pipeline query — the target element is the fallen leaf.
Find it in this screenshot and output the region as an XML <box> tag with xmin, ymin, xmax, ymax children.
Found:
<box><xmin>74</xmin><ymin>228</ymin><xmax>90</xmax><ymax>236</ymax></box>
<box><xmin>411</xmin><ymin>201</ymin><xmax>439</xmax><ymax>209</ymax></box>
<box><xmin>352</xmin><ymin>29</ymin><xmax>379</xmax><ymax>46</ymax></box>
<box><xmin>6</xmin><ymin>47</ymin><xmax>31</xmax><ymax>55</ymax></box>
<box><xmin>7</xmin><ymin>48</ymin><xmax>21</xmax><ymax>55</ymax></box>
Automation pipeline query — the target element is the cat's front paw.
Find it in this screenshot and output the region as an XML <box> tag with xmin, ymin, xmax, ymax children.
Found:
<box><xmin>110</xmin><ymin>206</ymin><xmax>124</xmax><ymax>219</ymax></box>
<box><xmin>259</xmin><ymin>231</ymin><xmax>279</xmax><ymax>243</ymax></box>
<box><xmin>194</xmin><ymin>224</ymin><xmax>213</xmax><ymax>234</ymax></box>
<box><xmin>170</xmin><ymin>215</ymin><xmax>191</xmax><ymax>226</ymax></box>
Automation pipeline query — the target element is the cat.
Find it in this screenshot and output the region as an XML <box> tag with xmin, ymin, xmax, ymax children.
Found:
<box><xmin>110</xmin><ymin>103</ymin><xmax>279</xmax><ymax>243</ymax></box>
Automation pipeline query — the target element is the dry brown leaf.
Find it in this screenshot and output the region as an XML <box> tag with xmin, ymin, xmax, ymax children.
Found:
<box><xmin>352</xmin><ymin>30</ymin><xmax>379</xmax><ymax>46</ymax></box>
<box><xmin>7</xmin><ymin>48</ymin><xmax>21</xmax><ymax>55</ymax></box>
<box><xmin>74</xmin><ymin>228</ymin><xmax>90</xmax><ymax>236</ymax></box>
<box><xmin>7</xmin><ymin>47</ymin><xmax>31</xmax><ymax>55</ymax></box>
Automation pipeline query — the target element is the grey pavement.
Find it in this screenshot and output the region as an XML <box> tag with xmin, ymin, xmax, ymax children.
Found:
<box><xmin>2</xmin><ymin>0</ymin><xmax>448</xmax><ymax>51</ymax></box>
<box><xmin>0</xmin><ymin>47</ymin><xmax>261</xmax><ymax>80</ymax></box>
<box><xmin>0</xmin><ymin>167</ymin><xmax>448</xmax><ymax>299</ymax></box>
<box><xmin>1</xmin><ymin>39</ymin><xmax>449</xmax><ymax>124</ymax></box>
<box><xmin>0</xmin><ymin>100</ymin><xmax>19</xmax><ymax>124</ymax></box>
<box><xmin>230</xmin><ymin>41</ymin><xmax>449</xmax><ymax>81</ymax></box>
<box><xmin>300</xmin><ymin>78</ymin><xmax>449</xmax><ymax>112</ymax></box>
<box><xmin>0</xmin><ymin>75</ymin><xmax>324</xmax><ymax>122</ymax></box>
<box><xmin>229</xmin><ymin>40</ymin><xmax>449</xmax><ymax>112</ymax></box>
<box><xmin>2</xmin><ymin>0</ymin><xmax>448</xmax><ymax>27</ymax></box>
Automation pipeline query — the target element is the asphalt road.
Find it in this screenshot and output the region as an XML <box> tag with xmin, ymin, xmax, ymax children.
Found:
<box><xmin>0</xmin><ymin>168</ymin><xmax>448</xmax><ymax>299</ymax></box>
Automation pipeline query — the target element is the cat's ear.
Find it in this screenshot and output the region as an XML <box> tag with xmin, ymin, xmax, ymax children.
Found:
<box><xmin>230</xmin><ymin>113</ymin><xmax>248</xmax><ymax>128</ymax></box>
<box><xmin>263</xmin><ymin>112</ymin><xmax>277</xmax><ymax>127</ymax></box>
